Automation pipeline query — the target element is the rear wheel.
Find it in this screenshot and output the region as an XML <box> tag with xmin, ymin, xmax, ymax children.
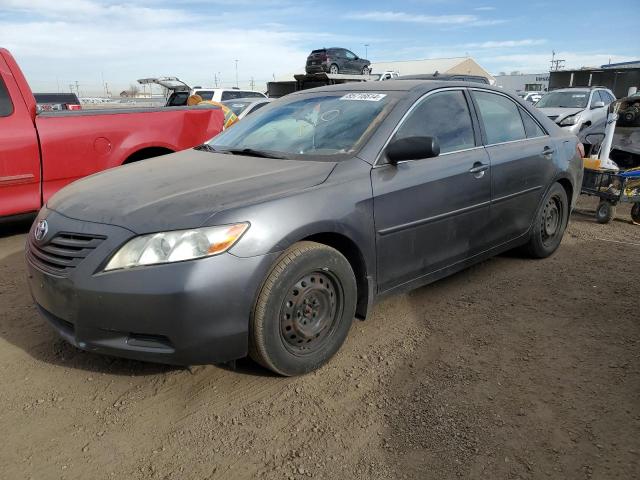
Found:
<box><xmin>249</xmin><ymin>241</ymin><xmax>356</xmax><ymax>376</ymax></box>
<box><xmin>524</xmin><ymin>183</ymin><xmax>569</xmax><ymax>258</ymax></box>
<box><xmin>630</xmin><ymin>203</ymin><xmax>640</xmax><ymax>224</ymax></box>
<box><xmin>595</xmin><ymin>200</ymin><xmax>616</xmax><ymax>224</ymax></box>
<box><xmin>329</xmin><ymin>64</ymin><xmax>339</xmax><ymax>74</ymax></box>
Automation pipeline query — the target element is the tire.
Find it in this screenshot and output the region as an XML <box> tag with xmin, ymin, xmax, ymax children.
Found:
<box><xmin>524</xmin><ymin>183</ymin><xmax>569</xmax><ymax>258</ymax></box>
<box><xmin>249</xmin><ymin>241</ymin><xmax>357</xmax><ymax>376</ymax></box>
<box><xmin>361</xmin><ymin>66</ymin><xmax>371</xmax><ymax>75</ymax></box>
<box><xmin>329</xmin><ymin>64</ymin><xmax>339</xmax><ymax>74</ymax></box>
<box><xmin>630</xmin><ymin>203</ymin><xmax>640</xmax><ymax>224</ymax></box>
<box><xmin>595</xmin><ymin>200</ymin><xmax>616</xmax><ymax>224</ymax></box>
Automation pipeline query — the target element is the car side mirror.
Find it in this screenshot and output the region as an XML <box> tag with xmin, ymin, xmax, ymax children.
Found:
<box><xmin>386</xmin><ymin>136</ymin><xmax>440</xmax><ymax>165</ymax></box>
<box><xmin>591</xmin><ymin>101</ymin><xmax>605</xmax><ymax>109</ymax></box>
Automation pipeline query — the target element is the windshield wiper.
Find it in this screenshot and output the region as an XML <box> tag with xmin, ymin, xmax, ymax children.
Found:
<box><xmin>223</xmin><ymin>148</ymin><xmax>286</xmax><ymax>159</ymax></box>
<box><xmin>193</xmin><ymin>143</ymin><xmax>219</xmax><ymax>152</ymax></box>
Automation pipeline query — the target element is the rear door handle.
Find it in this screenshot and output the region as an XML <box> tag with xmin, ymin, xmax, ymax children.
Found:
<box><xmin>542</xmin><ymin>147</ymin><xmax>555</xmax><ymax>156</ymax></box>
<box><xmin>469</xmin><ymin>162</ymin><xmax>489</xmax><ymax>178</ymax></box>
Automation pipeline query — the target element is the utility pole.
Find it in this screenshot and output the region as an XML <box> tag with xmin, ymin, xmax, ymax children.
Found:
<box><xmin>550</xmin><ymin>50</ymin><xmax>565</xmax><ymax>71</ymax></box>
<box><xmin>250</xmin><ymin>77</ymin><xmax>255</xmax><ymax>90</ymax></box>
<box><xmin>74</xmin><ymin>80</ymin><xmax>80</xmax><ymax>97</ymax></box>
<box><xmin>234</xmin><ymin>59</ymin><xmax>239</xmax><ymax>88</ymax></box>
<box><xmin>364</xmin><ymin>44</ymin><xmax>369</xmax><ymax>59</ymax></box>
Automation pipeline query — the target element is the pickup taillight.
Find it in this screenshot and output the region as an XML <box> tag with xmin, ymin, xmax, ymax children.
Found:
<box><xmin>66</xmin><ymin>104</ymin><xmax>82</xmax><ymax>110</ymax></box>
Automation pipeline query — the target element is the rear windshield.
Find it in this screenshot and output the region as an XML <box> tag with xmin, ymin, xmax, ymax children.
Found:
<box><xmin>222</xmin><ymin>100</ymin><xmax>252</xmax><ymax>115</ymax></box>
<box><xmin>0</xmin><ymin>77</ymin><xmax>14</xmax><ymax>116</ymax></box>
<box><xmin>221</xmin><ymin>90</ymin><xmax>265</xmax><ymax>101</ymax></box>
<box><xmin>195</xmin><ymin>90</ymin><xmax>215</xmax><ymax>101</ymax></box>
<box><xmin>311</xmin><ymin>49</ymin><xmax>326</xmax><ymax>54</ymax></box>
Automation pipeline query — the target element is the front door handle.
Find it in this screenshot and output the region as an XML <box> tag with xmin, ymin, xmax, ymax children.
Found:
<box><xmin>469</xmin><ymin>162</ymin><xmax>489</xmax><ymax>179</ymax></box>
<box><xmin>542</xmin><ymin>146</ymin><xmax>555</xmax><ymax>156</ymax></box>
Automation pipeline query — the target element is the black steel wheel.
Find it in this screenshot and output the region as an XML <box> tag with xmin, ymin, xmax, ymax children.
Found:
<box><xmin>249</xmin><ymin>241</ymin><xmax>357</xmax><ymax>376</ymax></box>
<box><xmin>595</xmin><ymin>200</ymin><xmax>616</xmax><ymax>224</ymax></box>
<box><xmin>630</xmin><ymin>203</ymin><xmax>639</xmax><ymax>224</ymax></box>
<box><xmin>524</xmin><ymin>183</ymin><xmax>569</xmax><ymax>258</ymax></box>
<box><xmin>280</xmin><ymin>271</ymin><xmax>342</xmax><ymax>355</ymax></box>
<box><xmin>329</xmin><ymin>64</ymin><xmax>339</xmax><ymax>74</ymax></box>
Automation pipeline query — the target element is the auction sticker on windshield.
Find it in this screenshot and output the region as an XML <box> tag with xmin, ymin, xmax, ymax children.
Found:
<box><xmin>340</xmin><ymin>93</ymin><xmax>387</xmax><ymax>101</ymax></box>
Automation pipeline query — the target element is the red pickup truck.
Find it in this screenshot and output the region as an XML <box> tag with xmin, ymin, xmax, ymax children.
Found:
<box><xmin>0</xmin><ymin>48</ymin><xmax>225</xmax><ymax>219</ymax></box>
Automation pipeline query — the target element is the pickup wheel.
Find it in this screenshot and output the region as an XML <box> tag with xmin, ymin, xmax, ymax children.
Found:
<box><xmin>524</xmin><ymin>183</ymin><xmax>569</xmax><ymax>258</ymax></box>
<box><xmin>249</xmin><ymin>241</ymin><xmax>356</xmax><ymax>376</ymax></box>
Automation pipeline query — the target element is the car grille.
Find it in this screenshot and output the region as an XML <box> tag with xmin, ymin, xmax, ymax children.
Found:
<box><xmin>27</xmin><ymin>232</ymin><xmax>106</xmax><ymax>276</ymax></box>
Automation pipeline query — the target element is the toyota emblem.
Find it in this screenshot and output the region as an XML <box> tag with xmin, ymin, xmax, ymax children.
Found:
<box><xmin>34</xmin><ymin>220</ymin><xmax>48</xmax><ymax>241</ymax></box>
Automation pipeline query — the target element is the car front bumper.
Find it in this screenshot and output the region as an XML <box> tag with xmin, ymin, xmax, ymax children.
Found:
<box><xmin>25</xmin><ymin>208</ymin><xmax>279</xmax><ymax>365</ymax></box>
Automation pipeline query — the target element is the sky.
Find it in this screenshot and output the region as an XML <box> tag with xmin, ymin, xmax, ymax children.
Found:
<box><xmin>0</xmin><ymin>0</ymin><xmax>638</xmax><ymax>96</ymax></box>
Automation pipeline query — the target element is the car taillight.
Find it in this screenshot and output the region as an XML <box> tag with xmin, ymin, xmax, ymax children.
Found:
<box><xmin>577</xmin><ymin>142</ymin><xmax>585</xmax><ymax>158</ymax></box>
<box><xmin>321</xmin><ymin>54</ymin><xmax>328</xmax><ymax>61</ymax></box>
<box><xmin>66</xmin><ymin>104</ymin><xmax>82</xmax><ymax>110</ymax></box>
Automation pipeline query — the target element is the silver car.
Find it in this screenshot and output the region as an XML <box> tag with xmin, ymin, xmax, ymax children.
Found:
<box><xmin>536</xmin><ymin>87</ymin><xmax>616</xmax><ymax>134</ymax></box>
<box><xmin>222</xmin><ymin>97</ymin><xmax>273</xmax><ymax>120</ymax></box>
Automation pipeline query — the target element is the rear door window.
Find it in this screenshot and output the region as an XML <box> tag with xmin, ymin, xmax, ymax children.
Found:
<box><xmin>393</xmin><ymin>90</ymin><xmax>476</xmax><ymax>154</ymax></box>
<box><xmin>0</xmin><ymin>77</ymin><xmax>14</xmax><ymax>117</ymax></box>
<box><xmin>519</xmin><ymin>108</ymin><xmax>547</xmax><ymax>138</ymax></box>
<box><xmin>473</xmin><ymin>91</ymin><xmax>527</xmax><ymax>144</ymax></box>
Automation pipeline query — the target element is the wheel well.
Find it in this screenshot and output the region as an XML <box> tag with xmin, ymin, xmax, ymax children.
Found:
<box><xmin>303</xmin><ymin>232</ymin><xmax>369</xmax><ymax>320</ymax></box>
<box><xmin>123</xmin><ymin>147</ymin><xmax>174</xmax><ymax>164</ymax></box>
<box><xmin>557</xmin><ymin>177</ymin><xmax>573</xmax><ymax>205</ymax></box>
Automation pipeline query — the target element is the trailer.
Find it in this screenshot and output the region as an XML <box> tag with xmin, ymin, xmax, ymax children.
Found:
<box><xmin>266</xmin><ymin>71</ymin><xmax>399</xmax><ymax>98</ymax></box>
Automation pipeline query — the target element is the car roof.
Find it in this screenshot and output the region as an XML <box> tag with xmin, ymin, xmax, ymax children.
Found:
<box><xmin>291</xmin><ymin>80</ymin><xmax>505</xmax><ymax>95</ymax></box>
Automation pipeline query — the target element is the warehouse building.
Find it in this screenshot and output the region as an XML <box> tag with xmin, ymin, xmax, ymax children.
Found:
<box><xmin>370</xmin><ymin>56</ymin><xmax>494</xmax><ymax>83</ymax></box>
<box><xmin>494</xmin><ymin>73</ymin><xmax>549</xmax><ymax>93</ymax></box>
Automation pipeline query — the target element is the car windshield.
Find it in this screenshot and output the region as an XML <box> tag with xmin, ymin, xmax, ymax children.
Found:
<box><xmin>222</xmin><ymin>100</ymin><xmax>252</xmax><ymax>115</ymax></box>
<box><xmin>536</xmin><ymin>91</ymin><xmax>589</xmax><ymax>108</ymax></box>
<box><xmin>208</xmin><ymin>92</ymin><xmax>396</xmax><ymax>158</ymax></box>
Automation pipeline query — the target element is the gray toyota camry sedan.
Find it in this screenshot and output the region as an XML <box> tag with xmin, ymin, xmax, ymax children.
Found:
<box><xmin>26</xmin><ymin>81</ymin><xmax>583</xmax><ymax>376</ymax></box>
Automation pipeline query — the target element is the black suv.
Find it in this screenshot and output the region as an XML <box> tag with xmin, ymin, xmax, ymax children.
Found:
<box><xmin>305</xmin><ymin>48</ymin><xmax>371</xmax><ymax>75</ymax></box>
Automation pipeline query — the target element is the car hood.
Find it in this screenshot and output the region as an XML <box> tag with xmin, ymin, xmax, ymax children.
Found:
<box><xmin>47</xmin><ymin>149</ymin><xmax>336</xmax><ymax>233</ymax></box>
<box><xmin>537</xmin><ymin>107</ymin><xmax>583</xmax><ymax>121</ymax></box>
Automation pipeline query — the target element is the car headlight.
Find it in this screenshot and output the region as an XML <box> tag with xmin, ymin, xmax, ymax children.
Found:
<box><xmin>559</xmin><ymin>113</ymin><xmax>580</xmax><ymax>126</ymax></box>
<box><xmin>104</xmin><ymin>223</ymin><xmax>249</xmax><ymax>271</ymax></box>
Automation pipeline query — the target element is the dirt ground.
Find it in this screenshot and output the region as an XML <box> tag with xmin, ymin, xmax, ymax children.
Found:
<box><xmin>1</xmin><ymin>196</ymin><xmax>638</xmax><ymax>480</ymax></box>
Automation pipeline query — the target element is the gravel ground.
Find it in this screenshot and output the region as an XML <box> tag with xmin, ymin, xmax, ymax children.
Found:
<box><xmin>0</xmin><ymin>195</ymin><xmax>638</xmax><ymax>480</ymax></box>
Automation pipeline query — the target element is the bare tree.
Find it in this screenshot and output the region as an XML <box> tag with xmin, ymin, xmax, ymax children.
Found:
<box><xmin>127</xmin><ymin>84</ymin><xmax>140</xmax><ymax>97</ymax></box>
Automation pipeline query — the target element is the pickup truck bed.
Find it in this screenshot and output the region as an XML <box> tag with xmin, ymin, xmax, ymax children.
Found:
<box><xmin>0</xmin><ymin>48</ymin><xmax>225</xmax><ymax>219</ymax></box>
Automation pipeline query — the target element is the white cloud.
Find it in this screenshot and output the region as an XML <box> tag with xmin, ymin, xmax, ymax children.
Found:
<box><xmin>345</xmin><ymin>10</ymin><xmax>507</xmax><ymax>27</ymax></box>
<box><xmin>462</xmin><ymin>39</ymin><xmax>547</xmax><ymax>48</ymax></box>
<box><xmin>346</xmin><ymin>11</ymin><xmax>476</xmax><ymax>25</ymax></box>
<box><xmin>474</xmin><ymin>6</ymin><xmax>496</xmax><ymax>11</ymax></box>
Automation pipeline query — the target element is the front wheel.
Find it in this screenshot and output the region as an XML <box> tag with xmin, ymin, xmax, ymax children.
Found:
<box><xmin>595</xmin><ymin>200</ymin><xmax>616</xmax><ymax>224</ymax></box>
<box><xmin>524</xmin><ymin>183</ymin><xmax>569</xmax><ymax>258</ymax></box>
<box><xmin>361</xmin><ymin>66</ymin><xmax>371</xmax><ymax>75</ymax></box>
<box><xmin>249</xmin><ymin>241</ymin><xmax>357</xmax><ymax>376</ymax></box>
<box><xmin>630</xmin><ymin>203</ymin><xmax>640</xmax><ymax>224</ymax></box>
